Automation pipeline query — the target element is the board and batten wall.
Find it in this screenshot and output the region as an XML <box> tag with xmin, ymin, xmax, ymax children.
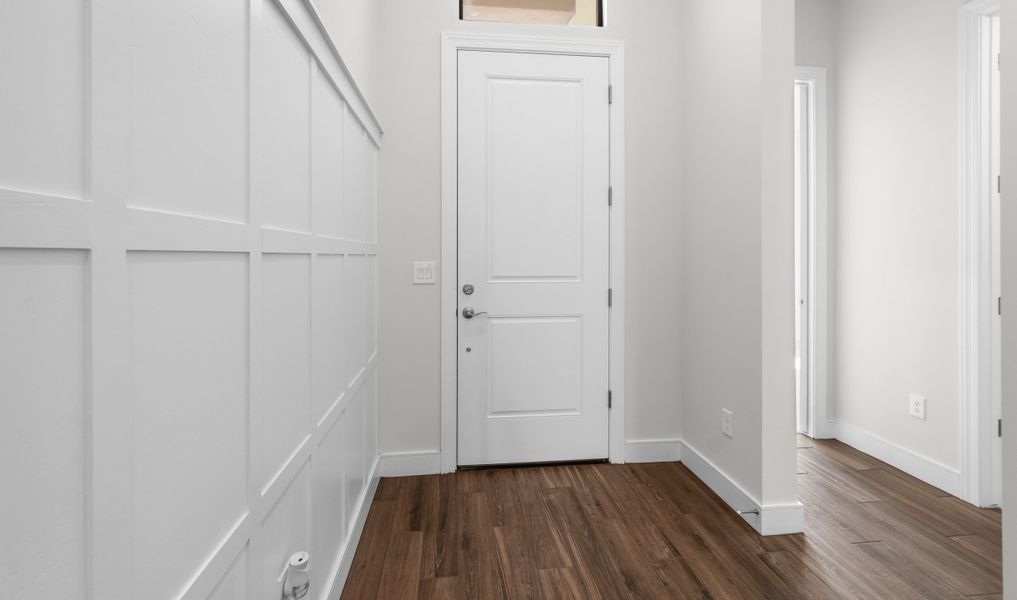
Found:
<box><xmin>0</xmin><ymin>1</ymin><xmax>380</xmax><ymax>599</ymax></box>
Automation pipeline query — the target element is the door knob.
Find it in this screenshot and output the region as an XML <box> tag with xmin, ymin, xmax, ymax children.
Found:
<box><xmin>461</xmin><ymin>307</ymin><xmax>488</xmax><ymax>319</ymax></box>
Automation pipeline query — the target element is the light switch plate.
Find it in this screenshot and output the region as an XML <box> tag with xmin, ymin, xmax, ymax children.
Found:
<box><xmin>413</xmin><ymin>261</ymin><xmax>436</xmax><ymax>284</ymax></box>
<box><xmin>722</xmin><ymin>408</ymin><xmax>734</xmax><ymax>438</ymax></box>
<box><xmin>909</xmin><ymin>394</ymin><xmax>926</xmax><ymax>420</ymax></box>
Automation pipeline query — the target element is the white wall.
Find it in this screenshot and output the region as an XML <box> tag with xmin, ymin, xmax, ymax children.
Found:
<box><xmin>0</xmin><ymin>1</ymin><xmax>380</xmax><ymax>599</ymax></box>
<box><xmin>833</xmin><ymin>0</ymin><xmax>962</xmax><ymax>470</ymax></box>
<box><xmin>374</xmin><ymin>0</ymin><xmax>684</xmax><ymax>457</ymax></box>
<box><xmin>1000</xmin><ymin>0</ymin><xmax>1016</xmax><ymax>593</ymax></box>
<box><xmin>679</xmin><ymin>0</ymin><xmax>798</xmax><ymax>511</ymax></box>
<box><xmin>796</xmin><ymin>0</ymin><xmax>837</xmax><ymax>67</ymax></box>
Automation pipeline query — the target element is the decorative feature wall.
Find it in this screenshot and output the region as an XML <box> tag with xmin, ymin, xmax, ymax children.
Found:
<box><xmin>0</xmin><ymin>1</ymin><xmax>381</xmax><ymax>599</ymax></box>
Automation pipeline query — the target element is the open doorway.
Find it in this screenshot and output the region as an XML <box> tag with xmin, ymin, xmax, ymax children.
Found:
<box><xmin>793</xmin><ymin>66</ymin><xmax>829</xmax><ymax>440</ymax></box>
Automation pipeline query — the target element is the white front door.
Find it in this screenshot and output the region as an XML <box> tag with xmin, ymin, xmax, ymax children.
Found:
<box><xmin>456</xmin><ymin>50</ymin><xmax>611</xmax><ymax>466</ymax></box>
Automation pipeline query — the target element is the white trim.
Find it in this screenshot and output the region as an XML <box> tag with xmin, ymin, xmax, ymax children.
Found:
<box><xmin>679</xmin><ymin>442</ymin><xmax>804</xmax><ymax>536</ymax></box>
<box><xmin>322</xmin><ymin>458</ymin><xmax>380</xmax><ymax>600</ymax></box>
<box><xmin>298</xmin><ymin>0</ymin><xmax>386</xmax><ymax>141</ymax></box>
<box><xmin>439</xmin><ymin>33</ymin><xmax>627</xmax><ymax>473</ymax></box>
<box><xmin>379</xmin><ymin>450</ymin><xmax>442</xmax><ymax>477</ymax></box>
<box><xmin>756</xmin><ymin>504</ymin><xmax>808</xmax><ymax>537</ymax></box>
<box><xmin>281</xmin><ymin>0</ymin><xmax>384</xmax><ymax>143</ymax></box>
<box><xmin>958</xmin><ymin>0</ymin><xmax>1001</xmax><ymax>507</ymax></box>
<box><xmin>833</xmin><ymin>422</ymin><xmax>962</xmax><ymax>497</ymax></box>
<box><xmin>794</xmin><ymin>66</ymin><xmax>831</xmax><ymax>440</ymax></box>
<box><xmin>624</xmin><ymin>439</ymin><xmax>682</xmax><ymax>463</ymax></box>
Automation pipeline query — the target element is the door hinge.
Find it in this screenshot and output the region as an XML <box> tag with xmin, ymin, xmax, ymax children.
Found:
<box><xmin>608</xmin><ymin>186</ymin><xmax>613</xmax><ymax>206</ymax></box>
<box><xmin>608</xmin><ymin>85</ymin><xmax>613</xmax><ymax>105</ymax></box>
<box><xmin>608</xmin><ymin>390</ymin><xmax>613</xmax><ymax>409</ymax></box>
<box><xmin>998</xmin><ymin>175</ymin><xmax>1001</xmax><ymax>194</ymax></box>
<box><xmin>608</xmin><ymin>288</ymin><xmax>613</xmax><ymax>307</ymax></box>
<box><xmin>999</xmin><ymin>297</ymin><xmax>1003</xmax><ymax>316</ymax></box>
<box><xmin>999</xmin><ymin>418</ymin><xmax>1003</xmax><ymax>437</ymax></box>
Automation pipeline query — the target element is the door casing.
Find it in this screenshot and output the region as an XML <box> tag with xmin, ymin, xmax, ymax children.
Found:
<box><xmin>439</xmin><ymin>33</ymin><xmax>626</xmax><ymax>473</ymax></box>
<box><xmin>793</xmin><ymin>66</ymin><xmax>831</xmax><ymax>441</ymax></box>
<box><xmin>959</xmin><ymin>0</ymin><xmax>1003</xmax><ymax>508</ymax></box>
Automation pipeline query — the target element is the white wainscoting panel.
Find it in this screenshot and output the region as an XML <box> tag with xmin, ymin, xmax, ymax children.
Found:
<box><xmin>128</xmin><ymin>252</ymin><xmax>250</xmax><ymax>600</ymax></box>
<box><xmin>207</xmin><ymin>548</ymin><xmax>249</xmax><ymax>600</ymax></box>
<box><xmin>256</xmin><ymin>463</ymin><xmax>312</xmax><ymax>600</ymax></box>
<box><xmin>311</xmin><ymin>65</ymin><xmax>345</xmax><ymax>240</ymax></box>
<box><xmin>126</xmin><ymin>0</ymin><xmax>248</xmax><ymax>222</ymax></box>
<box><xmin>313</xmin><ymin>255</ymin><xmax>346</xmax><ymax>424</ymax></box>
<box><xmin>0</xmin><ymin>1</ymin><xmax>382</xmax><ymax>598</ymax></box>
<box><xmin>0</xmin><ymin>1</ymin><xmax>84</xmax><ymax>198</ymax></box>
<box><xmin>260</xmin><ymin>254</ymin><xmax>313</xmax><ymax>493</ymax></box>
<box><xmin>254</xmin><ymin>0</ymin><xmax>313</xmax><ymax>234</ymax></box>
<box><xmin>0</xmin><ymin>249</ymin><xmax>88</xmax><ymax>600</ymax></box>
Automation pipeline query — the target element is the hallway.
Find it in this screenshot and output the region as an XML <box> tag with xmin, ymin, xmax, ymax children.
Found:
<box><xmin>343</xmin><ymin>438</ymin><xmax>1002</xmax><ymax>599</ymax></box>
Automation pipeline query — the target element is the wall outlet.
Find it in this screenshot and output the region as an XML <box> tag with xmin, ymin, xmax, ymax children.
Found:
<box><xmin>722</xmin><ymin>408</ymin><xmax>734</xmax><ymax>438</ymax></box>
<box><xmin>909</xmin><ymin>394</ymin><xmax>926</xmax><ymax>420</ymax></box>
<box><xmin>413</xmin><ymin>261</ymin><xmax>436</xmax><ymax>284</ymax></box>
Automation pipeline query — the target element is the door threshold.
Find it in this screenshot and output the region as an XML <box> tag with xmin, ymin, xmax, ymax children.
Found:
<box><xmin>457</xmin><ymin>458</ymin><xmax>609</xmax><ymax>471</ymax></box>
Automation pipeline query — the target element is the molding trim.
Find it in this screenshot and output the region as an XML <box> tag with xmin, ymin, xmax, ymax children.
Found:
<box><xmin>379</xmin><ymin>450</ymin><xmax>442</xmax><ymax>477</ymax></box>
<box><xmin>958</xmin><ymin>0</ymin><xmax>1002</xmax><ymax>508</ymax></box>
<box><xmin>323</xmin><ymin>457</ymin><xmax>381</xmax><ymax>600</ymax></box>
<box><xmin>439</xmin><ymin>33</ymin><xmax>627</xmax><ymax>473</ymax></box>
<box><xmin>275</xmin><ymin>0</ymin><xmax>384</xmax><ymax>144</ymax></box>
<box><xmin>679</xmin><ymin>442</ymin><xmax>804</xmax><ymax>536</ymax></box>
<box><xmin>833</xmin><ymin>422</ymin><xmax>962</xmax><ymax>497</ymax></box>
<box><xmin>794</xmin><ymin>66</ymin><xmax>832</xmax><ymax>440</ymax></box>
<box><xmin>624</xmin><ymin>439</ymin><xmax>682</xmax><ymax>463</ymax></box>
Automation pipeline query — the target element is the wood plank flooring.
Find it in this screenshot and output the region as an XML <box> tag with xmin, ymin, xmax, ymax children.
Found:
<box><xmin>342</xmin><ymin>437</ymin><xmax>1002</xmax><ymax>599</ymax></box>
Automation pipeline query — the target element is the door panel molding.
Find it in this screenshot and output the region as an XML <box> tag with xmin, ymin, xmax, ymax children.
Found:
<box><xmin>440</xmin><ymin>33</ymin><xmax>625</xmax><ymax>473</ymax></box>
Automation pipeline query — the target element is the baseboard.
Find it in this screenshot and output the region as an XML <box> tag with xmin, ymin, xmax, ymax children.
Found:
<box><xmin>322</xmin><ymin>456</ymin><xmax>380</xmax><ymax>600</ymax></box>
<box><xmin>379</xmin><ymin>450</ymin><xmax>442</xmax><ymax>477</ymax></box>
<box><xmin>624</xmin><ymin>438</ymin><xmax>682</xmax><ymax>463</ymax></box>
<box><xmin>679</xmin><ymin>441</ymin><xmax>804</xmax><ymax>536</ymax></box>
<box><xmin>832</xmin><ymin>421</ymin><xmax>961</xmax><ymax>497</ymax></box>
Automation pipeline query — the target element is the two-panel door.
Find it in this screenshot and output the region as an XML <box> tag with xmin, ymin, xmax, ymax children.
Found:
<box><xmin>457</xmin><ymin>50</ymin><xmax>611</xmax><ymax>466</ymax></box>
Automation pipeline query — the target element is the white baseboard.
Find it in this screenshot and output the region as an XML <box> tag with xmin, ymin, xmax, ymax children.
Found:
<box><xmin>679</xmin><ymin>441</ymin><xmax>804</xmax><ymax>536</ymax></box>
<box><xmin>322</xmin><ymin>456</ymin><xmax>380</xmax><ymax>600</ymax></box>
<box><xmin>379</xmin><ymin>450</ymin><xmax>442</xmax><ymax>477</ymax></box>
<box><xmin>832</xmin><ymin>421</ymin><xmax>961</xmax><ymax>497</ymax></box>
<box><xmin>624</xmin><ymin>438</ymin><xmax>682</xmax><ymax>463</ymax></box>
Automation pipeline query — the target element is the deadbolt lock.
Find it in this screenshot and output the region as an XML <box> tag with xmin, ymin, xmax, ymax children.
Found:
<box><xmin>462</xmin><ymin>284</ymin><xmax>475</xmax><ymax>295</ymax></box>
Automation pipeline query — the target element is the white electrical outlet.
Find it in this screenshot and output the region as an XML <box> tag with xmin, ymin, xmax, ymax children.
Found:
<box><xmin>722</xmin><ymin>408</ymin><xmax>734</xmax><ymax>438</ymax></box>
<box><xmin>909</xmin><ymin>394</ymin><xmax>926</xmax><ymax>420</ymax></box>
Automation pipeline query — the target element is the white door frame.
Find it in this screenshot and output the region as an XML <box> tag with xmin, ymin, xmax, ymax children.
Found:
<box><xmin>439</xmin><ymin>33</ymin><xmax>626</xmax><ymax>473</ymax></box>
<box><xmin>794</xmin><ymin>66</ymin><xmax>831</xmax><ymax>440</ymax></box>
<box><xmin>959</xmin><ymin>0</ymin><xmax>1002</xmax><ymax>507</ymax></box>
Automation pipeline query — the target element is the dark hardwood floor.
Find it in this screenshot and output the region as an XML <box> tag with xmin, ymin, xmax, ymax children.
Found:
<box><xmin>342</xmin><ymin>436</ymin><xmax>1002</xmax><ymax>599</ymax></box>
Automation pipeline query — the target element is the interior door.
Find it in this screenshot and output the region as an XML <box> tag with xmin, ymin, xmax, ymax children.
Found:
<box><xmin>456</xmin><ymin>50</ymin><xmax>610</xmax><ymax>466</ymax></box>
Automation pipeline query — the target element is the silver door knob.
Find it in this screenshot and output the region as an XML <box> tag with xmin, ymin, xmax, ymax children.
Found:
<box><xmin>461</xmin><ymin>307</ymin><xmax>487</xmax><ymax>319</ymax></box>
